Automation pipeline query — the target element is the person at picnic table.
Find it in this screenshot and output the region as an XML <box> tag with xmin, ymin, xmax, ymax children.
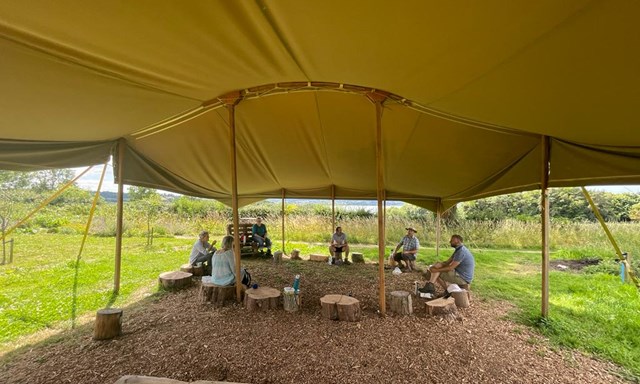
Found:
<box><xmin>392</xmin><ymin>227</ymin><xmax>420</xmax><ymax>271</ymax></box>
<box><xmin>189</xmin><ymin>230</ymin><xmax>217</xmax><ymax>275</ymax></box>
<box><xmin>418</xmin><ymin>234</ymin><xmax>475</xmax><ymax>296</ymax></box>
<box><xmin>329</xmin><ymin>226</ymin><xmax>351</xmax><ymax>264</ymax></box>
<box><xmin>211</xmin><ymin>235</ymin><xmax>251</xmax><ymax>287</ymax></box>
<box><xmin>252</xmin><ymin>217</ymin><xmax>272</xmax><ymax>256</ymax></box>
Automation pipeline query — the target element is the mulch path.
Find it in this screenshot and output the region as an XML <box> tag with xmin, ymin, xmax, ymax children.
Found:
<box><xmin>0</xmin><ymin>257</ymin><xmax>630</xmax><ymax>384</ymax></box>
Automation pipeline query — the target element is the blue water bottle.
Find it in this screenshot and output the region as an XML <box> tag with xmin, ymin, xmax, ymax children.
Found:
<box><xmin>293</xmin><ymin>274</ymin><xmax>300</xmax><ymax>293</ymax></box>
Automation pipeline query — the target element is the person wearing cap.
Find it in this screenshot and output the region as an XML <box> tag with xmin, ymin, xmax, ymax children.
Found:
<box><xmin>419</xmin><ymin>234</ymin><xmax>475</xmax><ymax>296</ymax></box>
<box><xmin>189</xmin><ymin>230</ymin><xmax>217</xmax><ymax>275</ymax></box>
<box><xmin>392</xmin><ymin>227</ymin><xmax>420</xmax><ymax>271</ymax></box>
<box><xmin>252</xmin><ymin>217</ymin><xmax>272</xmax><ymax>256</ymax></box>
<box><xmin>329</xmin><ymin>226</ymin><xmax>350</xmax><ymax>265</ymax></box>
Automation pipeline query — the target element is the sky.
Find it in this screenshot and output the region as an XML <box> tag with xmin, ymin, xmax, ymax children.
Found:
<box><xmin>74</xmin><ymin>165</ymin><xmax>640</xmax><ymax>196</ymax></box>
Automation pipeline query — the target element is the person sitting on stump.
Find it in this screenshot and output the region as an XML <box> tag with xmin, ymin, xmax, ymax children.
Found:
<box><xmin>211</xmin><ymin>235</ymin><xmax>251</xmax><ymax>287</ymax></box>
<box><xmin>392</xmin><ymin>227</ymin><xmax>420</xmax><ymax>271</ymax></box>
<box><xmin>329</xmin><ymin>226</ymin><xmax>351</xmax><ymax>265</ymax></box>
<box><xmin>189</xmin><ymin>230</ymin><xmax>217</xmax><ymax>275</ymax></box>
<box><xmin>252</xmin><ymin>217</ymin><xmax>272</xmax><ymax>256</ymax></box>
<box><xmin>419</xmin><ymin>234</ymin><xmax>475</xmax><ymax>296</ymax></box>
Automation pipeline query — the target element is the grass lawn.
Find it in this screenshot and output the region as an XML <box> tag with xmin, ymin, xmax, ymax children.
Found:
<box><xmin>1</xmin><ymin>233</ymin><xmax>639</xmax><ymax>379</ymax></box>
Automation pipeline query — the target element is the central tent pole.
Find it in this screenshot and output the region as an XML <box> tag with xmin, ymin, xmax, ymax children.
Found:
<box><xmin>541</xmin><ymin>136</ymin><xmax>550</xmax><ymax>317</ymax></box>
<box><xmin>281</xmin><ymin>188</ymin><xmax>286</xmax><ymax>253</ymax></box>
<box><xmin>368</xmin><ymin>91</ymin><xmax>388</xmax><ymax>315</ymax></box>
<box><xmin>115</xmin><ymin>138</ymin><xmax>125</xmax><ymax>294</ymax></box>
<box><xmin>222</xmin><ymin>92</ymin><xmax>243</xmax><ymax>302</ymax></box>
<box><xmin>435</xmin><ymin>198</ymin><xmax>442</xmax><ymax>258</ymax></box>
<box><xmin>331</xmin><ymin>185</ymin><xmax>336</xmax><ymax>234</ymax></box>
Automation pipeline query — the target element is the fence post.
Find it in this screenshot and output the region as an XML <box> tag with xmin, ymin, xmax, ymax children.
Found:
<box><xmin>9</xmin><ymin>238</ymin><xmax>13</xmax><ymax>264</ymax></box>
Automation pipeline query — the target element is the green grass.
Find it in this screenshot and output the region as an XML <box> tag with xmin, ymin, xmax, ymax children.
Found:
<box><xmin>1</xmin><ymin>232</ymin><xmax>640</xmax><ymax>380</ymax></box>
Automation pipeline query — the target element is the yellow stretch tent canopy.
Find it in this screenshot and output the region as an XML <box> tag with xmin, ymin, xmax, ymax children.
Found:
<box><xmin>1</xmin><ymin>0</ymin><xmax>640</xmax><ymax>210</ymax></box>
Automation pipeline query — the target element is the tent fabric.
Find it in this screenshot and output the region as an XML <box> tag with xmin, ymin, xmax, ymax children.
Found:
<box><xmin>1</xmin><ymin>1</ymin><xmax>640</xmax><ymax>209</ymax></box>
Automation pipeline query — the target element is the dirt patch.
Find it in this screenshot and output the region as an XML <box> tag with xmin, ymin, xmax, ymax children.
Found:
<box><xmin>0</xmin><ymin>258</ymin><xmax>630</xmax><ymax>384</ymax></box>
<box><xmin>550</xmin><ymin>258</ymin><xmax>601</xmax><ymax>271</ymax></box>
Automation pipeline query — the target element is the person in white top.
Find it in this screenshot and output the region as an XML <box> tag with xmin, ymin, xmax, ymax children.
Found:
<box><xmin>329</xmin><ymin>226</ymin><xmax>350</xmax><ymax>264</ymax></box>
<box><xmin>189</xmin><ymin>230</ymin><xmax>217</xmax><ymax>275</ymax></box>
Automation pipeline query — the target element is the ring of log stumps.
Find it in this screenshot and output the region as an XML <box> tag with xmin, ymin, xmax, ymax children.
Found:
<box><xmin>158</xmin><ymin>271</ymin><xmax>192</xmax><ymax>290</ymax></box>
<box><xmin>244</xmin><ymin>286</ymin><xmax>281</xmax><ymax>311</ymax></box>
<box><xmin>390</xmin><ymin>290</ymin><xmax>413</xmax><ymax>315</ymax></box>
<box><xmin>94</xmin><ymin>308</ymin><xmax>123</xmax><ymax>340</ymax></box>
<box><xmin>199</xmin><ymin>281</ymin><xmax>237</xmax><ymax>307</ymax></box>
<box><xmin>320</xmin><ymin>294</ymin><xmax>361</xmax><ymax>322</ymax></box>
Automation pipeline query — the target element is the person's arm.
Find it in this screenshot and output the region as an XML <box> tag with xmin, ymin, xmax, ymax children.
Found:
<box><xmin>194</xmin><ymin>241</ymin><xmax>207</xmax><ymax>255</ymax></box>
<box><xmin>430</xmin><ymin>259</ymin><xmax>460</xmax><ymax>273</ymax></box>
<box><xmin>393</xmin><ymin>239</ymin><xmax>403</xmax><ymax>254</ymax></box>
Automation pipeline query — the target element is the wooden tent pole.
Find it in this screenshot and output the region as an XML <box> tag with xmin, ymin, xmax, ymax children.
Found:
<box><xmin>115</xmin><ymin>139</ymin><xmax>125</xmax><ymax>293</ymax></box>
<box><xmin>222</xmin><ymin>92</ymin><xmax>243</xmax><ymax>302</ymax></box>
<box><xmin>541</xmin><ymin>135</ymin><xmax>550</xmax><ymax>317</ymax></box>
<box><xmin>281</xmin><ymin>188</ymin><xmax>286</xmax><ymax>253</ymax></box>
<box><xmin>436</xmin><ymin>198</ymin><xmax>442</xmax><ymax>258</ymax></box>
<box><xmin>331</xmin><ymin>185</ymin><xmax>336</xmax><ymax>235</ymax></box>
<box><xmin>580</xmin><ymin>187</ymin><xmax>624</xmax><ymax>258</ymax></box>
<box><xmin>368</xmin><ymin>91</ymin><xmax>388</xmax><ymax>315</ymax></box>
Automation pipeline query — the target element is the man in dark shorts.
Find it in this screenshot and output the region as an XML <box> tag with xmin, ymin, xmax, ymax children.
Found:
<box><xmin>329</xmin><ymin>226</ymin><xmax>350</xmax><ymax>264</ymax></box>
<box><xmin>392</xmin><ymin>227</ymin><xmax>420</xmax><ymax>271</ymax></box>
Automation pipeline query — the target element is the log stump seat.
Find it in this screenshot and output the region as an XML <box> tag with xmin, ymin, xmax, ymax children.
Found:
<box><xmin>320</xmin><ymin>294</ymin><xmax>361</xmax><ymax>322</ymax></box>
<box><xmin>244</xmin><ymin>286</ymin><xmax>281</xmax><ymax>311</ymax></box>
<box><xmin>199</xmin><ymin>279</ymin><xmax>237</xmax><ymax>307</ymax></box>
<box><xmin>158</xmin><ymin>271</ymin><xmax>192</xmax><ymax>290</ymax></box>
<box><xmin>351</xmin><ymin>252</ymin><xmax>364</xmax><ymax>263</ymax></box>
<box><xmin>389</xmin><ymin>290</ymin><xmax>413</xmax><ymax>315</ymax></box>
<box><xmin>94</xmin><ymin>308</ymin><xmax>123</xmax><ymax>340</ymax></box>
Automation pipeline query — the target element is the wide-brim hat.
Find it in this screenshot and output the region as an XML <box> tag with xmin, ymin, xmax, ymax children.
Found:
<box><xmin>405</xmin><ymin>227</ymin><xmax>418</xmax><ymax>233</ymax></box>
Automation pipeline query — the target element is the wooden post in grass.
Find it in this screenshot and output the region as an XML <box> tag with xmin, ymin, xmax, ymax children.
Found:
<box><xmin>541</xmin><ymin>135</ymin><xmax>550</xmax><ymax>317</ymax></box>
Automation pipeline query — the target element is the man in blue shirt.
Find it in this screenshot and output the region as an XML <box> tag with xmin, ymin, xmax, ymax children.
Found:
<box><xmin>252</xmin><ymin>217</ymin><xmax>272</xmax><ymax>256</ymax></box>
<box><xmin>419</xmin><ymin>234</ymin><xmax>475</xmax><ymax>296</ymax></box>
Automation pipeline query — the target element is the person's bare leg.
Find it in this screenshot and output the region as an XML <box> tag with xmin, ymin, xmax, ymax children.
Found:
<box><xmin>345</xmin><ymin>245</ymin><xmax>350</xmax><ymax>260</ymax></box>
<box><xmin>329</xmin><ymin>246</ymin><xmax>335</xmax><ymax>257</ymax></box>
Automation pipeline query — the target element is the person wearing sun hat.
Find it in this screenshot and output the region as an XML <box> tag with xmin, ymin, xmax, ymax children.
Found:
<box><xmin>391</xmin><ymin>226</ymin><xmax>420</xmax><ymax>271</ymax></box>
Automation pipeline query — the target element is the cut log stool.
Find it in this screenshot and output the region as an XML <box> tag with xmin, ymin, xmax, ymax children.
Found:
<box><xmin>390</xmin><ymin>290</ymin><xmax>413</xmax><ymax>315</ymax></box>
<box><xmin>283</xmin><ymin>288</ymin><xmax>302</xmax><ymax>312</ymax></box>
<box><xmin>244</xmin><ymin>286</ymin><xmax>281</xmax><ymax>311</ymax></box>
<box><xmin>159</xmin><ymin>271</ymin><xmax>193</xmax><ymax>290</ymax></box>
<box><xmin>426</xmin><ymin>297</ymin><xmax>457</xmax><ymax>317</ymax></box>
<box><xmin>200</xmin><ymin>281</ymin><xmax>237</xmax><ymax>307</ymax></box>
<box><xmin>180</xmin><ymin>263</ymin><xmax>194</xmax><ymax>274</ymax></box>
<box><xmin>309</xmin><ymin>253</ymin><xmax>329</xmax><ymax>262</ymax></box>
<box><xmin>94</xmin><ymin>308</ymin><xmax>122</xmax><ymax>340</ymax></box>
<box><xmin>351</xmin><ymin>252</ymin><xmax>364</xmax><ymax>263</ymax></box>
<box><xmin>320</xmin><ymin>294</ymin><xmax>361</xmax><ymax>322</ymax></box>
<box><xmin>290</xmin><ymin>249</ymin><xmax>301</xmax><ymax>260</ymax></box>
<box><xmin>273</xmin><ymin>250</ymin><xmax>283</xmax><ymax>264</ymax></box>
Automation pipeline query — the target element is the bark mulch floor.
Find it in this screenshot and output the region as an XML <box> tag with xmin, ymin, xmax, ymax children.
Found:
<box><xmin>0</xmin><ymin>257</ymin><xmax>631</xmax><ymax>384</ymax></box>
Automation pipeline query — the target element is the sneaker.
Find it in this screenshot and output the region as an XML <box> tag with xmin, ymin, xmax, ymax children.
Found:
<box><xmin>266</xmin><ymin>249</ymin><xmax>272</xmax><ymax>256</ymax></box>
<box><xmin>418</xmin><ymin>282</ymin><xmax>436</xmax><ymax>294</ymax></box>
<box><xmin>440</xmin><ymin>290</ymin><xmax>451</xmax><ymax>299</ymax></box>
<box><xmin>343</xmin><ymin>259</ymin><xmax>351</xmax><ymax>265</ymax></box>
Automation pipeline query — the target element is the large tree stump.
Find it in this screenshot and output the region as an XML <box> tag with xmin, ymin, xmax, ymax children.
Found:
<box><xmin>180</xmin><ymin>263</ymin><xmax>194</xmax><ymax>274</ymax></box>
<box><xmin>426</xmin><ymin>297</ymin><xmax>457</xmax><ymax>316</ymax></box>
<box><xmin>351</xmin><ymin>252</ymin><xmax>364</xmax><ymax>263</ymax></box>
<box><xmin>309</xmin><ymin>253</ymin><xmax>329</xmax><ymax>262</ymax></box>
<box><xmin>390</xmin><ymin>290</ymin><xmax>413</xmax><ymax>315</ymax></box>
<box><xmin>244</xmin><ymin>287</ymin><xmax>280</xmax><ymax>311</ymax></box>
<box><xmin>273</xmin><ymin>250</ymin><xmax>283</xmax><ymax>264</ymax></box>
<box><xmin>283</xmin><ymin>288</ymin><xmax>302</xmax><ymax>312</ymax></box>
<box><xmin>159</xmin><ymin>271</ymin><xmax>192</xmax><ymax>290</ymax></box>
<box><xmin>199</xmin><ymin>281</ymin><xmax>237</xmax><ymax>307</ymax></box>
<box><xmin>451</xmin><ymin>290</ymin><xmax>470</xmax><ymax>308</ymax></box>
<box><xmin>94</xmin><ymin>308</ymin><xmax>122</xmax><ymax>340</ymax></box>
<box><xmin>320</xmin><ymin>294</ymin><xmax>361</xmax><ymax>322</ymax></box>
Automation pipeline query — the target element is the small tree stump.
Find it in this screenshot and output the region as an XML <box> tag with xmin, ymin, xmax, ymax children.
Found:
<box><xmin>425</xmin><ymin>297</ymin><xmax>457</xmax><ymax>316</ymax></box>
<box><xmin>309</xmin><ymin>254</ymin><xmax>329</xmax><ymax>262</ymax></box>
<box><xmin>389</xmin><ymin>290</ymin><xmax>413</xmax><ymax>315</ymax></box>
<box><xmin>283</xmin><ymin>289</ymin><xmax>302</xmax><ymax>312</ymax></box>
<box><xmin>244</xmin><ymin>286</ymin><xmax>281</xmax><ymax>311</ymax></box>
<box><xmin>320</xmin><ymin>294</ymin><xmax>361</xmax><ymax>322</ymax></box>
<box><xmin>180</xmin><ymin>263</ymin><xmax>194</xmax><ymax>273</ymax></box>
<box><xmin>451</xmin><ymin>290</ymin><xmax>470</xmax><ymax>308</ymax></box>
<box><xmin>290</xmin><ymin>249</ymin><xmax>301</xmax><ymax>260</ymax></box>
<box><xmin>191</xmin><ymin>264</ymin><xmax>204</xmax><ymax>276</ymax></box>
<box><xmin>351</xmin><ymin>252</ymin><xmax>364</xmax><ymax>263</ymax></box>
<box><xmin>273</xmin><ymin>250</ymin><xmax>283</xmax><ymax>264</ymax></box>
<box><xmin>200</xmin><ymin>281</ymin><xmax>237</xmax><ymax>307</ymax></box>
<box><xmin>159</xmin><ymin>271</ymin><xmax>192</xmax><ymax>290</ymax></box>
<box><xmin>94</xmin><ymin>308</ymin><xmax>122</xmax><ymax>340</ymax></box>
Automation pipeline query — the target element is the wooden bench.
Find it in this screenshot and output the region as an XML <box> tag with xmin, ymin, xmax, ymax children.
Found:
<box><xmin>226</xmin><ymin>220</ymin><xmax>258</xmax><ymax>256</ymax></box>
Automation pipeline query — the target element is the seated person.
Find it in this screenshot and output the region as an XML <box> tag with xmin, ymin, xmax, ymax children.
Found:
<box><xmin>329</xmin><ymin>226</ymin><xmax>350</xmax><ymax>264</ymax></box>
<box><xmin>419</xmin><ymin>234</ymin><xmax>475</xmax><ymax>296</ymax></box>
<box><xmin>252</xmin><ymin>217</ymin><xmax>272</xmax><ymax>256</ymax></box>
<box><xmin>189</xmin><ymin>230</ymin><xmax>217</xmax><ymax>275</ymax></box>
<box><xmin>211</xmin><ymin>235</ymin><xmax>250</xmax><ymax>287</ymax></box>
<box><xmin>392</xmin><ymin>227</ymin><xmax>420</xmax><ymax>271</ymax></box>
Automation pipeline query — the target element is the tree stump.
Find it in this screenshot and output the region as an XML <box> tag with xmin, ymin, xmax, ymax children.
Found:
<box><xmin>94</xmin><ymin>308</ymin><xmax>122</xmax><ymax>340</ymax></box>
<box><xmin>191</xmin><ymin>264</ymin><xmax>204</xmax><ymax>276</ymax></box>
<box><xmin>180</xmin><ymin>263</ymin><xmax>194</xmax><ymax>273</ymax></box>
<box><xmin>273</xmin><ymin>250</ymin><xmax>283</xmax><ymax>264</ymax></box>
<box><xmin>244</xmin><ymin>287</ymin><xmax>280</xmax><ymax>311</ymax></box>
<box><xmin>389</xmin><ymin>290</ymin><xmax>413</xmax><ymax>315</ymax></box>
<box><xmin>351</xmin><ymin>252</ymin><xmax>364</xmax><ymax>263</ymax></box>
<box><xmin>425</xmin><ymin>297</ymin><xmax>457</xmax><ymax>316</ymax></box>
<box><xmin>451</xmin><ymin>290</ymin><xmax>470</xmax><ymax>308</ymax></box>
<box><xmin>200</xmin><ymin>281</ymin><xmax>237</xmax><ymax>307</ymax></box>
<box><xmin>309</xmin><ymin>254</ymin><xmax>329</xmax><ymax>262</ymax></box>
<box><xmin>158</xmin><ymin>271</ymin><xmax>192</xmax><ymax>290</ymax></box>
<box><xmin>283</xmin><ymin>289</ymin><xmax>302</xmax><ymax>312</ymax></box>
<box><xmin>459</xmin><ymin>283</ymin><xmax>472</xmax><ymax>301</ymax></box>
<box><xmin>320</xmin><ymin>294</ymin><xmax>361</xmax><ymax>322</ymax></box>
<box><xmin>290</xmin><ymin>249</ymin><xmax>301</xmax><ymax>260</ymax></box>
